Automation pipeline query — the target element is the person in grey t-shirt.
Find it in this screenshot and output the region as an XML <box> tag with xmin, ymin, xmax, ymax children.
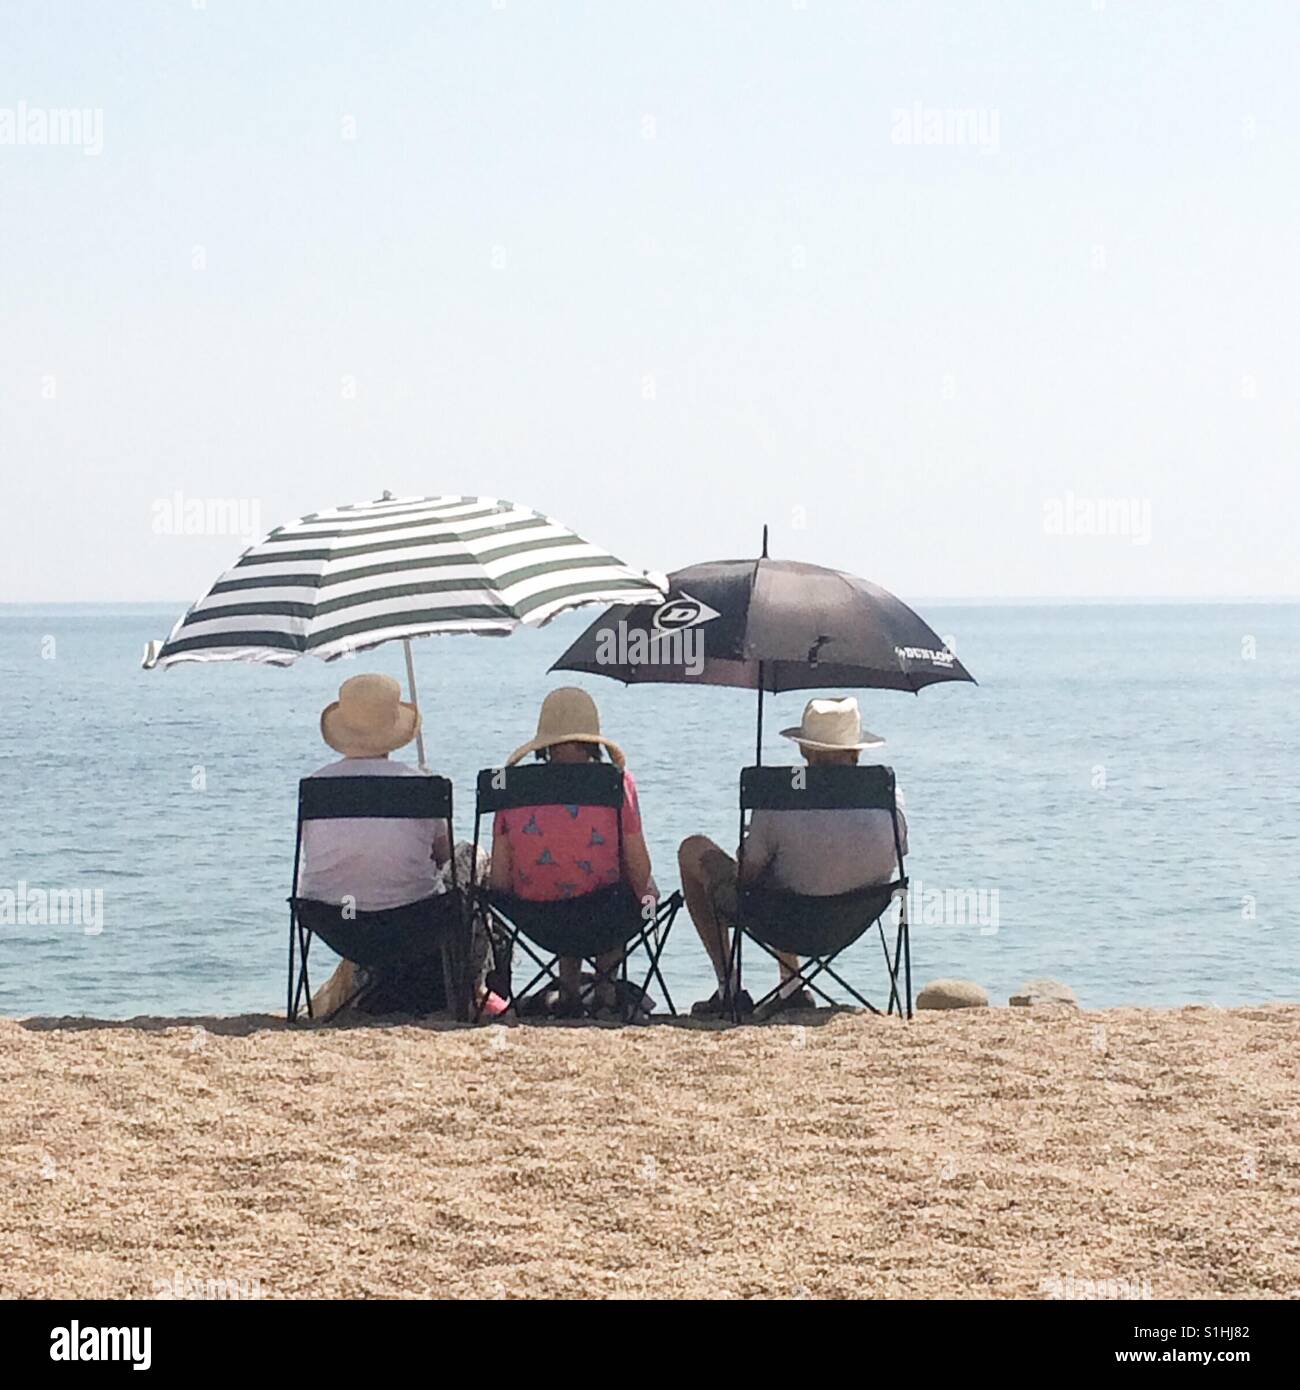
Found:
<box><xmin>678</xmin><ymin>696</ymin><xmax>906</xmax><ymax>1018</ymax></box>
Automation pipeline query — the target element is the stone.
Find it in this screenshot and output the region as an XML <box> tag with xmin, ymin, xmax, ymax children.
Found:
<box><xmin>916</xmin><ymin>978</ymin><xmax>989</xmax><ymax>1010</ymax></box>
<box><xmin>1009</xmin><ymin>977</ymin><xmax>1079</xmax><ymax>1008</ymax></box>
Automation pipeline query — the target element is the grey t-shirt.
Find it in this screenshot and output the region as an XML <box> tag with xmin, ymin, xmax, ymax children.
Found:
<box><xmin>740</xmin><ymin>789</ymin><xmax>907</xmax><ymax>897</ymax></box>
<box><xmin>297</xmin><ymin>758</ymin><xmax>452</xmax><ymax>911</ymax></box>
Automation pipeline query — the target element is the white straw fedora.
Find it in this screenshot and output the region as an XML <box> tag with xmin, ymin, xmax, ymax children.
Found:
<box><xmin>320</xmin><ymin>673</ymin><xmax>420</xmax><ymax>758</ymax></box>
<box><xmin>506</xmin><ymin>687</ymin><xmax>626</xmax><ymax>768</ymax></box>
<box><xmin>779</xmin><ymin>696</ymin><xmax>884</xmax><ymax>753</ymax></box>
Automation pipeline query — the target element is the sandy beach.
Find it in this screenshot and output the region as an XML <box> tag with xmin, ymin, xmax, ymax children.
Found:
<box><xmin>2</xmin><ymin>1004</ymin><xmax>1297</xmax><ymax>1300</ymax></box>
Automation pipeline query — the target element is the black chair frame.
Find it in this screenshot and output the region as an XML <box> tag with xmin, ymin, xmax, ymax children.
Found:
<box><xmin>287</xmin><ymin>774</ymin><xmax>465</xmax><ymax>1022</ymax></box>
<box><xmin>728</xmin><ymin>764</ymin><xmax>911</xmax><ymax>1022</ymax></box>
<box><xmin>470</xmin><ymin>762</ymin><xmax>680</xmax><ymax>1022</ymax></box>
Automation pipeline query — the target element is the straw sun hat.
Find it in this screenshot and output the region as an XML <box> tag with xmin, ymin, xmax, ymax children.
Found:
<box><xmin>506</xmin><ymin>687</ymin><xmax>626</xmax><ymax>768</ymax></box>
<box><xmin>320</xmin><ymin>673</ymin><xmax>420</xmax><ymax>758</ymax></box>
<box><xmin>780</xmin><ymin>696</ymin><xmax>884</xmax><ymax>752</ymax></box>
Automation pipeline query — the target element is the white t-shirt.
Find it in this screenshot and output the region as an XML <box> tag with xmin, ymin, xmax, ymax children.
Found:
<box><xmin>296</xmin><ymin>758</ymin><xmax>451</xmax><ymax>912</ymax></box>
<box><xmin>741</xmin><ymin>788</ymin><xmax>907</xmax><ymax>897</ymax></box>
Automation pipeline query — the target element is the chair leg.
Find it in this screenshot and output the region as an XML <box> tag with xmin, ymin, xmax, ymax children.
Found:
<box><xmin>287</xmin><ymin>909</ymin><xmax>297</xmax><ymax>1021</ymax></box>
<box><xmin>476</xmin><ymin>896</ymin><xmax>683</xmax><ymax>1024</ymax></box>
<box><xmin>879</xmin><ymin>899</ymin><xmax>912</xmax><ymax>1019</ymax></box>
<box><xmin>744</xmin><ymin>933</ymin><xmax>883</xmax><ymax>1019</ymax></box>
<box><xmin>288</xmin><ymin>920</ymin><xmax>314</xmax><ymax>1022</ymax></box>
<box><xmin>749</xmin><ymin>951</ymin><xmax>842</xmax><ymax>1019</ymax></box>
<box><xmin>902</xmin><ymin>899</ymin><xmax>913</xmax><ymax>1019</ymax></box>
<box><xmin>881</xmin><ymin>917</ymin><xmax>903</xmax><ymax>1016</ymax></box>
<box><xmin>728</xmin><ymin>921</ymin><xmax>744</xmax><ymax>1022</ymax></box>
<box><xmin>479</xmin><ymin>919</ymin><xmax>564</xmax><ymax>1021</ymax></box>
<box><xmin>625</xmin><ymin>934</ymin><xmax>636</xmax><ymax>1023</ymax></box>
<box><xmin>443</xmin><ymin>905</ymin><xmax>474</xmax><ymax>1023</ymax></box>
<box><xmin>640</xmin><ymin>898</ymin><xmax>681</xmax><ymax>1016</ymax></box>
<box><xmin>295</xmin><ymin>921</ymin><xmax>314</xmax><ymax>1020</ymax></box>
<box><xmin>620</xmin><ymin>907</ymin><xmax>679</xmax><ymax>1020</ymax></box>
<box><xmin>569</xmin><ymin>898</ymin><xmax>682</xmax><ymax>1022</ymax></box>
<box><xmin>813</xmin><ymin>960</ymin><xmax>879</xmax><ymax>1014</ymax></box>
<box><xmin>440</xmin><ymin>938</ymin><xmax>460</xmax><ymax>1023</ymax></box>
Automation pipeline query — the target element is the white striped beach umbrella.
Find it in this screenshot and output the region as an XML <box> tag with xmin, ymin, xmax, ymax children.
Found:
<box><xmin>143</xmin><ymin>493</ymin><xmax>664</xmax><ymax>765</ymax></box>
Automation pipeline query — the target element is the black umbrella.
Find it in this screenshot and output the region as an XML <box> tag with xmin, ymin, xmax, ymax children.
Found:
<box><xmin>551</xmin><ymin>528</ymin><xmax>975</xmax><ymax>762</ymax></box>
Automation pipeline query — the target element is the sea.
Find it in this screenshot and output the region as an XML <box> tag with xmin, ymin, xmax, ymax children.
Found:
<box><xmin>1</xmin><ymin>602</ymin><xmax>1295</xmax><ymax>1018</ymax></box>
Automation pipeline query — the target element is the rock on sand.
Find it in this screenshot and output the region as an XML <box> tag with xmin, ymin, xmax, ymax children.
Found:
<box><xmin>917</xmin><ymin>978</ymin><xmax>989</xmax><ymax>1010</ymax></box>
<box><xmin>1010</xmin><ymin>977</ymin><xmax>1079</xmax><ymax>1008</ymax></box>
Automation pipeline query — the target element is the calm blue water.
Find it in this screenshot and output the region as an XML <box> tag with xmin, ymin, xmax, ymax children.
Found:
<box><xmin>1</xmin><ymin>603</ymin><xmax>1296</xmax><ymax>1017</ymax></box>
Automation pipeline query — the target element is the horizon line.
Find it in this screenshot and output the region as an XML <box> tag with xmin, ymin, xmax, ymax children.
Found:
<box><xmin>3</xmin><ymin>595</ymin><xmax>1298</xmax><ymax>608</ymax></box>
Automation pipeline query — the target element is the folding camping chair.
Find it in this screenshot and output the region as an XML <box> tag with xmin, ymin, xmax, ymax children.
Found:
<box><xmin>287</xmin><ymin>774</ymin><xmax>468</xmax><ymax>1023</ymax></box>
<box><xmin>470</xmin><ymin>762</ymin><xmax>682</xmax><ymax>1021</ymax></box>
<box><xmin>729</xmin><ymin>764</ymin><xmax>911</xmax><ymax>1022</ymax></box>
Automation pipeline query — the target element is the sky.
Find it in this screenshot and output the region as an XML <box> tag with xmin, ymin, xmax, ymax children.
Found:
<box><xmin>2</xmin><ymin>0</ymin><xmax>1297</xmax><ymax>603</ymax></box>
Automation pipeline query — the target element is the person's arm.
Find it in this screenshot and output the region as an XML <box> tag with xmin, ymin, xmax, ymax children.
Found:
<box><xmin>623</xmin><ymin>828</ymin><xmax>654</xmax><ymax>901</ymax></box>
<box><xmin>295</xmin><ymin>821</ymin><xmax>313</xmax><ymax>897</ymax></box>
<box><xmin>620</xmin><ymin>771</ymin><xmax>655</xmax><ymax>900</ymax></box>
<box><xmin>431</xmin><ymin>818</ymin><xmax>452</xmax><ymax>869</ymax></box>
<box><xmin>489</xmin><ymin>813</ymin><xmax>513</xmax><ymax>892</ymax></box>
<box><xmin>737</xmin><ymin>811</ymin><xmax>774</xmax><ymax>886</ymax></box>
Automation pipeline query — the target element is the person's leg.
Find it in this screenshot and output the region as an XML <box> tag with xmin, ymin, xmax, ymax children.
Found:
<box><xmin>557</xmin><ymin>954</ymin><xmax>582</xmax><ymax>1001</ymax></box>
<box><xmin>455</xmin><ymin>841</ymin><xmax>502</xmax><ymax>1012</ymax></box>
<box><xmin>592</xmin><ymin>947</ymin><xmax>622</xmax><ymax>1008</ymax></box>
<box><xmin>678</xmin><ymin>835</ymin><xmax>738</xmax><ymax>990</ymax></box>
<box><xmin>310</xmin><ymin>958</ymin><xmax>364</xmax><ymax>1019</ymax></box>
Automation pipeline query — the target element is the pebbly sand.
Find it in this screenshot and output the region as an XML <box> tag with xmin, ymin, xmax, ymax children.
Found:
<box><xmin>1</xmin><ymin>1004</ymin><xmax>1298</xmax><ymax>1300</ymax></box>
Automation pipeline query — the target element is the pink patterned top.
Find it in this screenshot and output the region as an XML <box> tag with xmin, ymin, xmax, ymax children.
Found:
<box><xmin>492</xmin><ymin>771</ymin><xmax>643</xmax><ymax>902</ymax></box>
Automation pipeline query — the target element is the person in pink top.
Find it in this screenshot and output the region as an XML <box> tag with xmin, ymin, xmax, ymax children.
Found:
<box><xmin>490</xmin><ymin>687</ymin><xmax>655</xmax><ymax>1016</ymax></box>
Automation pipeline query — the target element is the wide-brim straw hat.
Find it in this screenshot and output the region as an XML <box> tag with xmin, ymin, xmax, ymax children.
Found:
<box><xmin>780</xmin><ymin>696</ymin><xmax>884</xmax><ymax>752</ymax></box>
<box><xmin>506</xmin><ymin>686</ymin><xmax>625</xmax><ymax>768</ymax></box>
<box><xmin>321</xmin><ymin>673</ymin><xmax>420</xmax><ymax>758</ymax></box>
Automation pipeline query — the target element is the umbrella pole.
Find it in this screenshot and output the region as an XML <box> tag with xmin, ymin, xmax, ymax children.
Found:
<box><xmin>755</xmin><ymin>664</ymin><xmax>764</xmax><ymax>766</ymax></box>
<box><xmin>754</xmin><ymin>523</ymin><xmax>769</xmax><ymax>765</ymax></box>
<box><xmin>403</xmin><ymin>637</ymin><xmax>429</xmax><ymax>771</ymax></box>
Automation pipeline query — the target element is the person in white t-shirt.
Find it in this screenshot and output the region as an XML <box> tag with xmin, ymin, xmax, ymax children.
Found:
<box><xmin>297</xmin><ymin>673</ymin><xmax>506</xmax><ymax>1017</ymax></box>
<box><xmin>677</xmin><ymin>696</ymin><xmax>906</xmax><ymax>1018</ymax></box>
<box><xmin>298</xmin><ymin>674</ymin><xmax>451</xmax><ymax>910</ymax></box>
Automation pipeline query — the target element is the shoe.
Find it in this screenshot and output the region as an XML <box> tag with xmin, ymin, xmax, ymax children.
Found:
<box><xmin>690</xmin><ymin>988</ymin><xmax>754</xmax><ymax>1019</ymax></box>
<box><xmin>478</xmin><ymin>991</ymin><xmax>509</xmax><ymax>1018</ymax></box>
<box><xmin>776</xmin><ymin>986</ymin><xmax>817</xmax><ymax>1012</ymax></box>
